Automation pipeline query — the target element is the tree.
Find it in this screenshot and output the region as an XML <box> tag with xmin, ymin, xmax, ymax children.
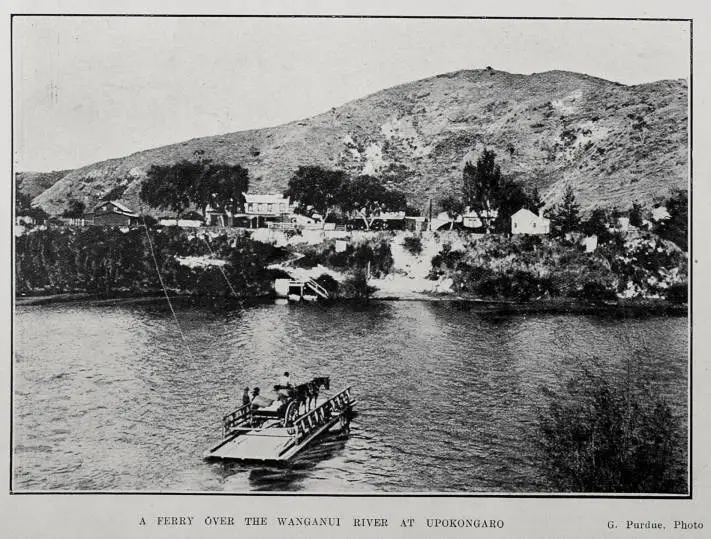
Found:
<box><xmin>16</xmin><ymin>190</ymin><xmax>33</xmax><ymax>213</ymax></box>
<box><xmin>629</xmin><ymin>113</ymin><xmax>649</xmax><ymax>144</ymax></box>
<box><xmin>629</xmin><ymin>202</ymin><xmax>645</xmax><ymax>228</ymax></box>
<box><xmin>62</xmin><ymin>199</ymin><xmax>86</xmax><ymax>218</ymax></box>
<box><xmin>582</xmin><ymin>207</ymin><xmax>612</xmax><ymax>243</ymax></box>
<box><xmin>462</xmin><ymin>149</ymin><xmax>503</xmax><ymax>233</ymax></box>
<box><xmin>547</xmin><ymin>185</ymin><xmax>581</xmax><ymax>237</ymax></box>
<box><xmin>654</xmin><ymin>189</ymin><xmax>688</xmax><ymax>251</ymax></box>
<box><xmin>284</xmin><ymin>166</ymin><xmax>346</xmax><ymax>224</ymax></box>
<box><xmin>439</xmin><ymin>195</ymin><xmax>465</xmax><ymax>230</ymax></box>
<box><xmin>528</xmin><ymin>187</ymin><xmax>544</xmax><ymax>213</ymax></box>
<box><xmin>342</xmin><ymin>175</ymin><xmax>407</xmax><ymax>230</ymax></box>
<box><xmin>140</xmin><ymin>161</ymin><xmax>204</xmax><ymax>223</ymax></box>
<box><xmin>197</xmin><ymin>163</ymin><xmax>250</xmax><ymax>217</ymax></box>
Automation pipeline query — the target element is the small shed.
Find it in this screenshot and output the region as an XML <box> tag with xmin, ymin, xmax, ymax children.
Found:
<box><xmin>404</xmin><ymin>216</ymin><xmax>428</xmax><ymax>232</ymax></box>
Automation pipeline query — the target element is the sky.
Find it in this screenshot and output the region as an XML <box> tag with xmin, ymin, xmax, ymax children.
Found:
<box><xmin>13</xmin><ymin>16</ymin><xmax>690</xmax><ymax>172</ymax></box>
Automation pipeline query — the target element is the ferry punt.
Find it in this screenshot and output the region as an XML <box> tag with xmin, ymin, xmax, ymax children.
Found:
<box><xmin>203</xmin><ymin>377</ymin><xmax>356</xmax><ymax>462</ymax></box>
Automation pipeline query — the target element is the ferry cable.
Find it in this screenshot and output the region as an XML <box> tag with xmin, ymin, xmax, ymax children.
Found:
<box><xmin>201</xmin><ymin>235</ymin><xmax>240</xmax><ymax>298</ymax></box>
<box><xmin>140</xmin><ymin>213</ymin><xmax>197</xmax><ymax>365</ymax></box>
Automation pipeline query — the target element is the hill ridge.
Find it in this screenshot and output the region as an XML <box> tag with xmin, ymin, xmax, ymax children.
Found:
<box><xmin>29</xmin><ymin>67</ymin><xmax>688</xmax><ymax>216</ymax></box>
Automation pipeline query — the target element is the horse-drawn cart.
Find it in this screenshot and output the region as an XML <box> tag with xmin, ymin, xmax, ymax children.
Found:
<box><xmin>203</xmin><ymin>377</ymin><xmax>356</xmax><ymax>463</ymax></box>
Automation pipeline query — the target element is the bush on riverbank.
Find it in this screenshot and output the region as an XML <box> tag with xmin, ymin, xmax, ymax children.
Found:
<box><xmin>15</xmin><ymin>226</ymin><xmax>285</xmax><ymax>298</ymax></box>
<box><xmin>427</xmin><ymin>231</ymin><xmax>686</xmax><ymax>301</ymax></box>
<box><xmin>314</xmin><ymin>273</ymin><xmax>340</xmax><ymax>297</ymax></box>
<box><xmin>538</xmin><ymin>367</ymin><xmax>686</xmax><ymax>493</ymax></box>
<box><xmin>339</xmin><ymin>268</ymin><xmax>377</xmax><ymax>299</ymax></box>
<box><xmin>428</xmin><ymin>235</ymin><xmax>617</xmax><ymax>300</ymax></box>
<box><xmin>600</xmin><ymin>233</ymin><xmax>687</xmax><ymax>299</ymax></box>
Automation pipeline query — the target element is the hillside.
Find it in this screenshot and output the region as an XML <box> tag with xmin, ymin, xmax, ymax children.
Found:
<box><xmin>16</xmin><ymin>170</ymin><xmax>70</xmax><ymax>199</ymax></box>
<box><xmin>29</xmin><ymin>68</ymin><xmax>688</xmax><ymax>216</ymax></box>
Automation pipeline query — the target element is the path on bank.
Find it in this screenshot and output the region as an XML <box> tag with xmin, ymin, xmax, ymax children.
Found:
<box><xmin>266</xmin><ymin>234</ymin><xmax>458</xmax><ymax>299</ymax></box>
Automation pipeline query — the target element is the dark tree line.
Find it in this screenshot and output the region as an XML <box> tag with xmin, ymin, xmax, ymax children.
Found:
<box><xmin>284</xmin><ymin>166</ymin><xmax>408</xmax><ymax>230</ymax></box>
<box><xmin>15</xmin><ymin>189</ymin><xmax>49</xmax><ymax>222</ymax></box>
<box><xmin>15</xmin><ymin>226</ymin><xmax>283</xmax><ymax>298</ymax></box>
<box><xmin>140</xmin><ymin>152</ymin><xmax>250</xmax><ymax>220</ymax></box>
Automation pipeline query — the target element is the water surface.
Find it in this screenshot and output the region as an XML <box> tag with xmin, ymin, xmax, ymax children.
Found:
<box><xmin>14</xmin><ymin>301</ymin><xmax>688</xmax><ymax>492</ymax></box>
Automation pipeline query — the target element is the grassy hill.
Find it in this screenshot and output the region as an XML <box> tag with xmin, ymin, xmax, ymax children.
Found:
<box><xmin>29</xmin><ymin>68</ymin><xmax>688</xmax><ymax>216</ymax></box>
<box><xmin>16</xmin><ymin>170</ymin><xmax>71</xmax><ymax>200</ymax></box>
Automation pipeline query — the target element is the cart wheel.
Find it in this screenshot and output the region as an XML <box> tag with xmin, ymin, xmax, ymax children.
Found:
<box><xmin>284</xmin><ymin>401</ymin><xmax>299</xmax><ymax>427</ymax></box>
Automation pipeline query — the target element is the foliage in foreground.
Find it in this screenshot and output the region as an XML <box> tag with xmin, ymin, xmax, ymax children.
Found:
<box><xmin>538</xmin><ymin>367</ymin><xmax>686</xmax><ymax>493</ymax></box>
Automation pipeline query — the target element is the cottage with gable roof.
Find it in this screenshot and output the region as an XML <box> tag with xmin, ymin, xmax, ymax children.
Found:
<box><xmin>511</xmin><ymin>208</ymin><xmax>550</xmax><ymax>235</ymax></box>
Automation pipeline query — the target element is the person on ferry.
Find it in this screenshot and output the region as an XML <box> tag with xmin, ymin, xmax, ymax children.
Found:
<box><xmin>251</xmin><ymin>387</ymin><xmax>273</xmax><ymax>409</ymax></box>
<box><xmin>241</xmin><ymin>386</ymin><xmax>251</xmax><ymax>407</ymax></box>
<box><xmin>277</xmin><ymin>372</ymin><xmax>293</xmax><ymax>402</ymax></box>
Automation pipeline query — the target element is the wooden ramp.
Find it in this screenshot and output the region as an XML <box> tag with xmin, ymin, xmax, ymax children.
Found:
<box><xmin>206</xmin><ymin>428</ymin><xmax>293</xmax><ymax>462</ymax></box>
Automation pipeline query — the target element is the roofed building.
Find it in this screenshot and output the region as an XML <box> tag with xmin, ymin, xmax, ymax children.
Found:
<box><xmin>511</xmin><ymin>208</ymin><xmax>550</xmax><ymax>235</ymax></box>
<box><xmin>243</xmin><ymin>194</ymin><xmax>293</xmax><ymax>228</ymax></box>
<box><xmin>88</xmin><ymin>201</ymin><xmax>139</xmax><ymax>226</ymax></box>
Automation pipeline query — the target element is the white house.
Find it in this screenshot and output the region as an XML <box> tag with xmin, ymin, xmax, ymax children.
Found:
<box><xmin>511</xmin><ymin>208</ymin><xmax>550</xmax><ymax>235</ymax></box>
<box><xmin>243</xmin><ymin>194</ymin><xmax>291</xmax><ymax>216</ymax></box>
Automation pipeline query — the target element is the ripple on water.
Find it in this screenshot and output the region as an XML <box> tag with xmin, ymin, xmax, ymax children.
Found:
<box><xmin>13</xmin><ymin>301</ymin><xmax>688</xmax><ymax>492</ymax></box>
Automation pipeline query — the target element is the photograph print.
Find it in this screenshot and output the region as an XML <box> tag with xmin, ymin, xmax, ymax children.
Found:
<box><xmin>12</xmin><ymin>16</ymin><xmax>690</xmax><ymax>494</ymax></box>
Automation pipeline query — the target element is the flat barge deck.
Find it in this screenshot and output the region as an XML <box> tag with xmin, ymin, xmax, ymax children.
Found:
<box><xmin>204</xmin><ymin>385</ymin><xmax>356</xmax><ymax>463</ymax></box>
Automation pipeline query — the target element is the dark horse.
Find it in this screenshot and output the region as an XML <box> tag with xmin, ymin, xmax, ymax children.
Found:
<box><xmin>277</xmin><ymin>376</ymin><xmax>330</xmax><ymax>425</ymax></box>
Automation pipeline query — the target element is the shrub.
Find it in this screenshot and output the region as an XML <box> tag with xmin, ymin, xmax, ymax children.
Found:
<box><xmin>517</xmin><ymin>234</ymin><xmax>543</xmax><ymax>252</ymax></box>
<box><xmin>573</xmin><ymin>281</ymin><xmax>617</xmax><ymax>302</ymax></box>
<box><xmin>666</xmin><ymin>282</ymin><xmax>688</xmax><ymax>304</ymax></box>
<box><xmin>314</xmin><ymin>273</ymin><xmax>339</xmax><ymax>296</ymax></box>
<box><xmin>340</xmin><ymin>268</ymin><xmax>376</xmax><ymax>299</ymax></box>
<box><xmin>538</xmin><ymin>368</ymin><xmax>686</xmax><ymax>493</ymax></box>
<box><xmin>402</xmin><ymin>236</ymin><xmax>423</xmax><ymax>256</ymax></box>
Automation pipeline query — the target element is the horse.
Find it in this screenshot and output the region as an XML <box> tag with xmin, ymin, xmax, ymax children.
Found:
<box><xmin>293</xmin><ymin>376</ymin><xmax>330</xmax><ymax>411</ymax></box>
<box><xmin>280</xmin><ymin>376</ymin><xmax>330</xmax><ymax>425</ymax></box>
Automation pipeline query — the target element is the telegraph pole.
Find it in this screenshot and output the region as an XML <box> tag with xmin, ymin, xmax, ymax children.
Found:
<box><xmin>428</xmin><ymin>198</ymin><xmax>432</xmax><ymax>232</ymax></box>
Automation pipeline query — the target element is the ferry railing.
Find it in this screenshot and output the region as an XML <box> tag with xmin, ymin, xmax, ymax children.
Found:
<box><xmin>222</xmin><ymin>403</ymin><xmax>252</xmax><ymax>437</ymax></box>
<box><xmin>288</xmin><ymin>387</ymin><xmax>353</xmax><ymax>440</ymax></box>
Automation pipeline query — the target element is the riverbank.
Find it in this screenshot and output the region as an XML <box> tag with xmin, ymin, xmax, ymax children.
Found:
<box><xmin>14</xmin><ymin>289</ymin><xmax>688</xmax><ymax>317</ymax></box>
<box><xmin>15</xmin><ymin>225</ymin><xmax>688</xmax><ymax>309</ymax></box>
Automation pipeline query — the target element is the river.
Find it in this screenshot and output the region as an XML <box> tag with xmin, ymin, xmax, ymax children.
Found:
<box><xmin>13</xmin><ymin>300</ymin><xmax>688</xmax><ymax>492</ymax></box>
